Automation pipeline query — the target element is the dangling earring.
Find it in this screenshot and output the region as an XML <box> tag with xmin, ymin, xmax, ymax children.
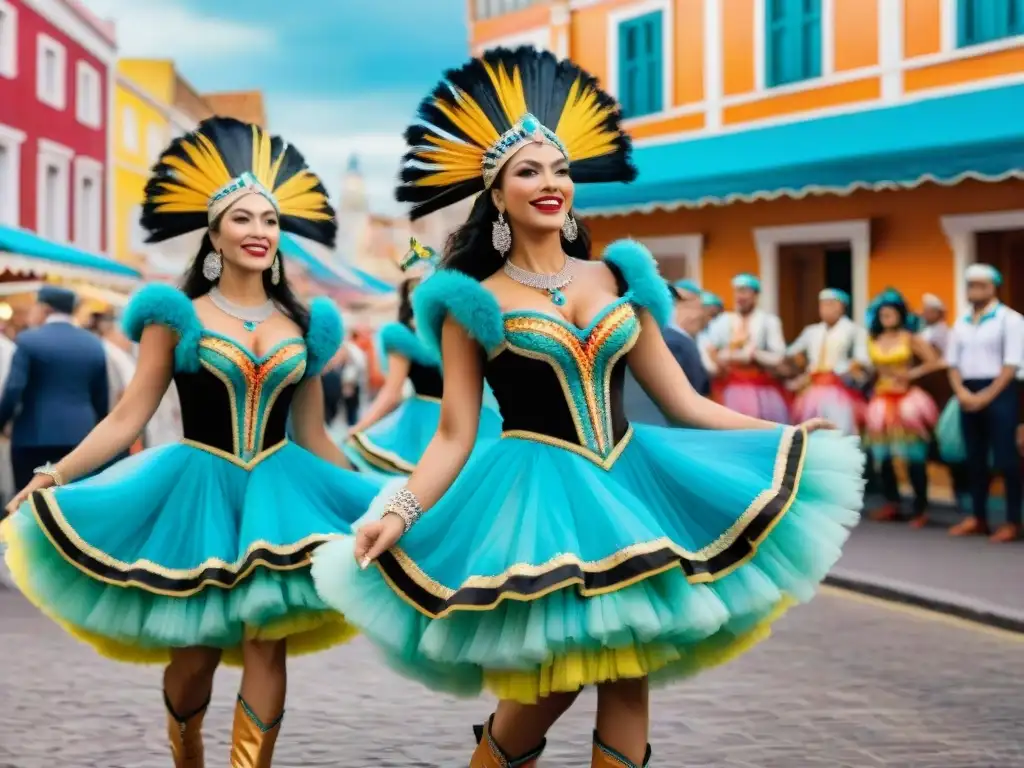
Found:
<box><xmin>492</xmin><ymin>211</ymin><xmax>512</xmax><ymax>257</ymax></box>
<box><xmin>561</xmin><ymin>211</ymin><xmax>578</xmax><ymax>242</ymax></box>
<box><xmin>202</xmin><ymin>251</ymin><xmax>222</xmax><ymax>282</ymax></box>
<box><xmin>270</xmin><ymin>255</ymin><xmax>281</xmax><ymax>285</ymax></box>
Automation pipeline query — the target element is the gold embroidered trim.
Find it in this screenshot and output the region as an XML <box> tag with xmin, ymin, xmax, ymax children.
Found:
<box><xmin>500</xmin><ymin>427</ymin><xmax>634</xmax><ymax>470</ymax></box>
<box><xmin>376</xmin><ymin>426</ymin><xmax>807</xmax><ymax>616</ymax></box>
<box><xmin>180</xmin><ymin>438</ymin><xmax>288</xmax><ymax>469</ymax></box>
<box><xmin>348</xmin><ymin>432</ymin><xmax>415</xmax><ymax>474</ymax></box>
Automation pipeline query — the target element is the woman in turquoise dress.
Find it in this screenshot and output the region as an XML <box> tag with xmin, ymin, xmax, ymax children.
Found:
<box><xmin>311</xmin><ymin>48</ymin><xmax>864</xmax><ymax>768</ymax></box>
<box><xmin>0</xmin><ymin>117</ymin><xmax>382</xmax><ymax>767</ymax></box>
<box><xmin>342</xmin><ymin>238</ymin><xmax>502</xmax><ymax>476</ymax></box>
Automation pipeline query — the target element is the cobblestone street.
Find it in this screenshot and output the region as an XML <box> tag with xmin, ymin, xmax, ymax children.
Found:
<box><xmin>0</xmin><ymin>587</ymin><xmax>1021</xmax><ymax>767</ymax></box>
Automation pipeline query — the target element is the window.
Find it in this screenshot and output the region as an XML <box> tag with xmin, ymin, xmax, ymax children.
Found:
<box><xmin>617</xmin><ymin>11</ymin><xmax>664</xmax><ymax>119</ymax></box>
<box><xmin>146</xmin><ymin>123</ymin><xmax>166</xmax><ymax>164</ymax></box>
<box><xmin>73</xmin><ymin>157</ymin><xmax>103</xmax><ymax>252</ymax></box>
<box><xmin>958</xmin><ymin>0</ymin><xmax>1024</xmax><ymax>47</ymax></box>
<box><xmin>0</xmin><ymin>1</ymin><xmax>17</xmax><ymax>79</ymax></box>
<box><xmin>122</xmin><ymin>105</ymin><xmax>139</xmax><ymax>153</ymax></box>
<box><xmin>36</xmin><ymin>142</ymin><xmax>71</xmax><ymax>242</ymax></box>
<box><xmin>75</xmin><ymin>61</ymin><xmax>102</xmax><ymax>128</ymax></box>
<box><xmin>765</xmin><ymin>0</ymin><xmax>822</xmax><ymax>88</ymax></box>
<box><xmin>36</xmin><ymin>34</ymin><xmax>66</xmax><ymax>109</ymax></box>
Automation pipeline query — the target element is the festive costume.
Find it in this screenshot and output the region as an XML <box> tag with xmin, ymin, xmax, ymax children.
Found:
<box><xmin>343</xmin><ymin>240</ymin><xmax>503</xmax><ymax>476</ymax></box>
<box><xmin>311</xmin><ymin>45</ymin><xmax>863</xmax><ymax>766</ymax></box>
<box><xmin>861</xmin><ymin>290</ymin><xmax>938</xmax><ymax>521</ymax></box>
<box><xmin>0</xmin><ymin>117</ymin><xmax>383</xmax><ymax>766</ymax></box>
<box><xmin>702</xmin><ymin>276</ymin><xmax>790</xmax><ymax>422</ymax></box>
<box><xmin>787</xmin><ymin>290</ymin><xmax>870</xmax><ymax>436</ymax></box>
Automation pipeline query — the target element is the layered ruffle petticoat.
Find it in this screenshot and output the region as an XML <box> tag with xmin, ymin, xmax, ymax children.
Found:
<box><xmin>1</xmin><ymin>440</ymin><xmax>382</xmax><ymax>665</ymax></box>
<box><xmin>312</xmin><ymin>424</ymin><xmax>863</xmax><ymax>703</ymax></box>
<box><xmin>863</xmin><ymin>386</ymin><xmax>939</xmax><ymax>462</ymax></box>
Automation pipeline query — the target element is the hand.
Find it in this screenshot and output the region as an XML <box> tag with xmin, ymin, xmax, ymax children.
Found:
<box><xmin>353</xmin><ymin>513</ymin><xmax>405</xmax><ymax>569</ymax></box>
<box><xmin>799</xmin><ymin>417</ymin><xmax>837</xmax><ymax>433</ymax></box>
<box><xmin>959</xmin><ymin>391</ymin><xmax>985</xmax><ymax>412</ymax></box>
<box><xmin>4</xmin><ymin>473</ymin><xmax>54</xmax><ymax>518</ymax></box>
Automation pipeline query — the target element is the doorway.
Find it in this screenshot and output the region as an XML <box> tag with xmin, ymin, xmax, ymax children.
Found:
<box><xmin>776</xmin><ymin>244</ymin><xmax>853</xmax><ymax>339</ymax></box>
<box><xmin>975</xmin><ymin>229</ymin><xmax>1024</xmax><ymax>313</ymax></box>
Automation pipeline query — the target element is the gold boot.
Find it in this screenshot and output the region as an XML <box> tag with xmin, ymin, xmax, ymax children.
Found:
<box><xmin>592</xmin><ymin>731</ymin><xmax>652</xmax><ymax>767</ymax></box>
<box><xmin>229</xmin><ymin>695</ymin><xmax>282</xmax><ymax>768</ymax></box>
<box><xmin>164</xmin><ymin>691</ymin><xmax>208</xmax><ymax>768</ymax></box>
<box><xmin>470</xmin><ymin>715</ymin><xmax>546</xmax><ymax>767</ymax></box>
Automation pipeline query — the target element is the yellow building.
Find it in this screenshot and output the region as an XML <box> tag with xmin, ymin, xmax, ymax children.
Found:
<box><xmin>470</xmin><ymin>0</ymin><xmax>1024</xmax><ymax>334</ymax></box>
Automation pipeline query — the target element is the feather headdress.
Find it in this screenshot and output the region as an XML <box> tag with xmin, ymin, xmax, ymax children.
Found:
<box><xmin>397</xmin><ymin>46</ymin><xmax>636</xmax><ymax>220</ymax></box>
<box><xmin>141</xmin><ymin>116</ymin><xmax>336</xmax><ymax>247</ymax></box>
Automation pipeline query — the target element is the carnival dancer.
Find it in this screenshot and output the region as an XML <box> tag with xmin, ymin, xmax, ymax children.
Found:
<box><xmin>943</xmin><ymin>264</ymin><xmax>1023</xmax><ymax>542</ymax></box>
<box><xmin>786</xmin><ymin>289</ymin><xmax>870</xmax><ymax>436</ymax></box>
<box><xmin>863</xmin><ymin>289</ymin><xmax>943</xmax><ymax>525</ymax></box>
<box><xmin>0</xmin><ymin>117</ymin><xmax>384</xmax><ymax>767</ymax></box>
<box><xmin>342</xmin><ymin>238</ymin><xmax>502</xmax><ymax>475</ymax></box>
<box><xmin>702</xmin><ymin>274</ymin><xmax>790</xmax><ymax>421</ymax></box>
<box><xmin>311</xmin><ymin>47</ymin><xmax>863</xmax><ymax>768</ymax></box>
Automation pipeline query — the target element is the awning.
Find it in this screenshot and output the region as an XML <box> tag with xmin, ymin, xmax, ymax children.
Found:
<box><xmin>280</xmin><ymin>233</ymin><xmax>394</xmax><ymax>295</ymax></box>
<box><xmin>576</xmin><ymin>82</ymin><xmax>1024</xmax><ymax>217</ymax></box>
<box><xmin>0</xmin><ymin>225</ymin><xmax>141</xmax><ymax>289</ymax></box>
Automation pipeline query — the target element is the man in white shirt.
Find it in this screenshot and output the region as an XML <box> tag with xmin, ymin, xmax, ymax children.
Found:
<box><xmin>919</xmin><ymin>293</ymin><xmax>950</xmax><ymax>356</ymax></box>
<box><xmin>701</xmin><ymin>273</ymin><xmax>789</xmax><ymax>421</ymax></box>
<box><xmin>786</xmin><ymin>288</ymin><xmax>870</xmax><ymax>436</ymax></box>
<box><xmin>946</xmin><ymin>263</ymin><xmax>1023</xmax><ymax>542</ymax></box>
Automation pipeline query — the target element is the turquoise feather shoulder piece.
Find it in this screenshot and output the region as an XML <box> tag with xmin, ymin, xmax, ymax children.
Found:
<box><xmin>305</xmin><ymin>297</ymin><xmax>343</xmax><ymax>378</ymax></box>
<box><xmin>411</xmin><ymin>269</ymin><xmax>505</xmax><ymax>358</ymax></box>
<box><xmin>602</xmin><ymin>239</ymin><xmax>672</xmax><ymax>329</ymax></box>
<box><xmin>378</xmin><ymin>322</ymin><xmax>439</xmax><ymax>368</ymax></box>
<box><xmin>121</xmin><ymin>284</ymin><xmax>201</xmax><ymax>372</ymax></box>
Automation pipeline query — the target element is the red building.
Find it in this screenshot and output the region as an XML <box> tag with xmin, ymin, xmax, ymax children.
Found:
<box><xmin>0</xmin><ymin>0</ymin><xmax>115</xmax><ymax>255</ymax></box>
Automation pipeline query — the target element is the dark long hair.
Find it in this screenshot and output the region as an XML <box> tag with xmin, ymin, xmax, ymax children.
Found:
<box><xmin>397</xmin><ymin>277</ymin><xmax>418</xmax><ymax>328</ymax></box>
<box><xmin>442</xmin><ymin>187</ymin><xmax>592</xmax><ymax>281</ymax></box>
<box><xmin>181</xmin><ymin>215</ymin><xmax>311</xmax><ymax>333</ymax></box>
<box><xmin>868</xmin><ymin>290</ymin><xmax>920</xmax><ymax>338</ymax></box>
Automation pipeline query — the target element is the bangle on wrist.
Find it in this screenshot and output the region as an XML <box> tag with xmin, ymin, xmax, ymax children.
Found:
<box><xmin>33</xmin><ymin>462</ymin><xmax>65</xmax><ymax>487</ymax></box>
<box><xmin>382</xmin><ymin>487</ymin><xmax>423</xmax><ymax>533</ymax></box>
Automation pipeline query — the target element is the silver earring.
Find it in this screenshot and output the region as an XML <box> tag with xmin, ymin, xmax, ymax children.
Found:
<box><xmin>491</xmin><ymin>211</ymin><xmax>512</xmax><ymax>256</ymax></box>
<box><xmin>202</xmin><ymin>251</ymin><xmax>222</xmax><ymax>282</ymax></box>
<box><xmin>270</xmin><ymin>255</ymin><xmax>281</xmax><ymax>285</ymax></box>
<box><xmin>562</xmin><ymin>212</ymin><xmax>578</xmax><ymax>242</ymax></box>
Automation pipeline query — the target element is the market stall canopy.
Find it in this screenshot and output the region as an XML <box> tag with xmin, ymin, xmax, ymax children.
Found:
<box><xmin>576</xmin><ymin>82</ymin><xmax>1024</xmax><ymax>217</ymax></box>
<box><xmin>0</xmin><ymin>225</ymin><xmax>141</xmax><ymax>289</ymax></box>
<box><xmin>280</xmin><ymin>233</ymin><xmax>394</xmax><ymax>295</ymax></box>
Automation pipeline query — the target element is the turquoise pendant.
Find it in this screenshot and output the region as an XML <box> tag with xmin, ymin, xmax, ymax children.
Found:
<box><xmin>243</xmin><ymin>320</ymin><xmax>258</xmax><ymax>332</ymax></box>
<box><xmin>549</xmin><ymin>288</ymin><xmax>567</xmax><ymax>306</ymax></box>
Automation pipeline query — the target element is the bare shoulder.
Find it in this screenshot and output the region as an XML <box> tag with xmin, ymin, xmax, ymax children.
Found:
<box><xmin>576</xmin><ymin>257</ymin><xmax>620</xmax><ymax>292</ymax></box>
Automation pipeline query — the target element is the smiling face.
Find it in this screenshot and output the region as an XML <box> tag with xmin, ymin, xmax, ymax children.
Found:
<box><xmin>491</xmin><ymin>142</ymin><xmax>573</xmax><ymax>239</ymax></box>
<box><xmin>210</xmin><ymin>193</ymin><xmax>280</xmax><ymax>276</ymax></box>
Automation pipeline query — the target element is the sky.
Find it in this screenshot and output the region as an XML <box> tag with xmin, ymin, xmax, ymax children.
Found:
<box><xmin>80</xmin><ymin>0</ymin><xmax>470</xmax><ymax>215</ymax></box>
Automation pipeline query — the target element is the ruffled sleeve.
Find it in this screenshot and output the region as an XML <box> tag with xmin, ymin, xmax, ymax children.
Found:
<box><xmin>602</xmin><ymin>239</ymin><xmax>672</xmax><ymax>329</ymax></box>
<box><xmin>120</xmin><ymin>284</ymin><xmax>201</xmax><ymax>372</ymax></box>
<box><xmin>304</xmin><ymin>297</ymin><xmax>344</xmax><ymax>378</ymax></box>
<box><xmin>378</xmin><ymin>322</ymin><xmax>439</xmax><ymax>368</ymax></box>
<box><xmin>411</xmin><ymin>269</ymin><xmax>505</xmax><ymax>358</ymax></box>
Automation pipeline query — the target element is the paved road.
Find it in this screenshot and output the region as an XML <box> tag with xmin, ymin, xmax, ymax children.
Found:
<box><xmin>0</xmin><ymin>588</ymin><xmax>1021</xmax><ymax>768</ymax></box>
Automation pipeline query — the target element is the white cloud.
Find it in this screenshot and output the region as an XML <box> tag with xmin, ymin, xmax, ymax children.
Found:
<box><xmin>80</xmin><ymin>0</ymin><xmax>277</xmax><ymax>59</ymax></box>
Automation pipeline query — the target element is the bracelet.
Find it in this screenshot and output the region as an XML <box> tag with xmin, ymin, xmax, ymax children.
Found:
<box><xmin>33</xmin><ymin>462</ymin><xmax>65</xmax><ymax>487</ymax></box>
<box><xmin>381</xmin><ymin>487</ymin><xmax>423</xmax><ymax>533</ymax></box>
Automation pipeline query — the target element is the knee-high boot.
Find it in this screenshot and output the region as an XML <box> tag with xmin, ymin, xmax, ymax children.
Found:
<box><xmin>592</xmin><ymin>731</ymin><xmax>652</xmax><ymax>768</ymax></box>
<box><xmin>470</xmin><ymin>715</ymin><xmax>546</xmax><ymax>767</ymax></box>
<box><xmin>164</xmin><ymin>691</ymin><xmax>209</xmax><ymax>768</ymax></box>
<box><xmin>229</xmin><ymin>695</ymin><xmax>282</xmax><ymax>768</ymax></box>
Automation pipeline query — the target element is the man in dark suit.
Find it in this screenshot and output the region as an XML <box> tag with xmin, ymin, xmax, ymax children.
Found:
<box><xmin>0</xmin><ymin>286</ymin><xmax>109</xmax><ymax>490</ymax></box>
<box><xmin>624</xmin><ymin>279</ymin><xmax>710</xmax><ymax>426</ymax></box>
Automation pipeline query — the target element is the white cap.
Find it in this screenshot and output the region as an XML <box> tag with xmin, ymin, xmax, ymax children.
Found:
<box><xmin>922</xmin><ymin>293</ymin><xmax>944</xmax><ymax>310</ymax></box>
<box><xmin>964</xmin><ymin>263</ymin><xmax>1002</xmax><ymax>286</ymax></box>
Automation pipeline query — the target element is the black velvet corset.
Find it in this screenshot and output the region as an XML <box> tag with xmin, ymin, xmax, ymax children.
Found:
<box><xmin>483</xmin><ymin>270</ymin><xmax>640</xmax><ymax>462</ymax></box>
<box><xmin>175</xmin><ymin>335</ymin><xmax>307</xmax><ymax>462</ymax></box>
<box><xmin>408</xmin><ymin>361</ymin><xmax>443</xmax><ymax>398</ymax></box>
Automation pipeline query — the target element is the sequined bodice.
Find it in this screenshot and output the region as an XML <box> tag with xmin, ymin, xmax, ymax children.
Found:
<box><xmin>485</xmin><ymin>297</ymin><xmax>639</xmax><ymax>463</ymax></box>
<box><xmin>174</xmin><ymin>332</ymin><xmax>307</xmax><ymax>462</ymax></box>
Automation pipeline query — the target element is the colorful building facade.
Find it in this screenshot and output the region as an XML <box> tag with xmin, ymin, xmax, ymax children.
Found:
<box><xmin>0</xmin><ymin>0</ymin><xmax>115</xmax><ymax>254</ymax></box>
<box><xmin>469</xmin><ymin>0</ymin><xmax>1024</xmax><ymax>336</ymax></box>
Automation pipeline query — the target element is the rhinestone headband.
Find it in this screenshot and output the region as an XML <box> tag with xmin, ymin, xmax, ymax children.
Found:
<box><xmin>207</xmin><ymin>171</ymin><xmax>279</xmax><ymax>222</ymax></box>
<box><xmin>482</xmin><ymin>113</ymin><xmax>569</xmax><ymax>189</ymax></box>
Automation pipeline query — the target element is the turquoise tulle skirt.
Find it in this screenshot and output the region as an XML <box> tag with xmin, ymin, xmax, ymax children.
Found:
<box><xmin>343</xmin><ymin>395</ymin><xmax>503</xmax><ymax>476</ymax></box>
<box><xmin>312</xmin><ymin>424</ymin><xmax>864</xmax><ymax>703</ymax></box>
<box><xmin>0</xmin><ymin>440</ymin><xmax>383</xmax><ymax>665</ymax></box>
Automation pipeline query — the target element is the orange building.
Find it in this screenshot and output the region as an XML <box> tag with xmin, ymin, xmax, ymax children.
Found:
<box><xmin>469</xmin><ymin>0</ymin><xmax>1024</xmax><ymax>339</ymax></box>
